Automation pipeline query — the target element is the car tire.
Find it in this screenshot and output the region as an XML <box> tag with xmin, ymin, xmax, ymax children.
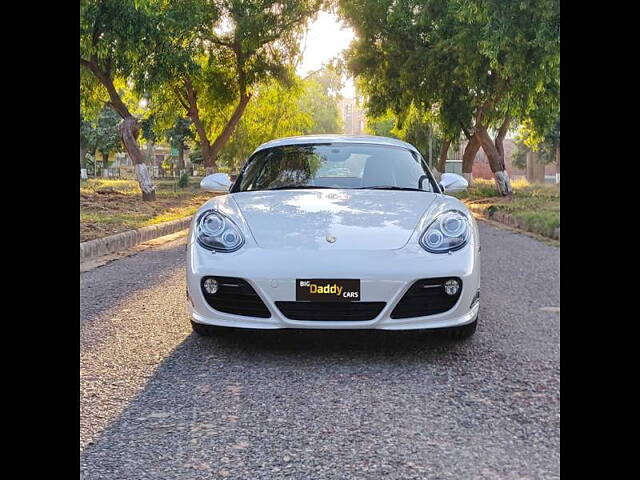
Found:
<box><xmin>191</xmin><ymin>320</ymin><xmax>227</xmax><ymax>336</ymax></box>
<box><xmin>442</xmin><ymin>317</ymin><xmax>478</xmax><ymax>340</ymax></box>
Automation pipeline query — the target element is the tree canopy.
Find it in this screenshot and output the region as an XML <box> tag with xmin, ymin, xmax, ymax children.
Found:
<box><xmin>299</xmin><ymin>67</ymin><xmax>343</xmax><ymax>135</ymax></box>
<box><xmin>95</xmin><ymin>107</ymin><xmax>122</xmax><ymax>162</ymax></box>
<box><xmin>80</xmin><ymin>0</ymin><xmax>162</xmax><ymax>199</ymax></box>
<box><xmin>144</xmin><ymin>0</ymin><xmax>323</xmax><ymax>171</ymax></box>
<box><xmin>166</xmin><ymin>118</ymin><xmax>196</xmax><ymax>151</ymax></box>
<box><xmin>338</xmin><ymin>0</ymin><xmax>560</xmax><ymax>193</ymax></box>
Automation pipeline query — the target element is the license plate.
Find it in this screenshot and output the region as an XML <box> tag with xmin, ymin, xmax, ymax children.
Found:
<box><xmin>296</xmin><ymin>279</ymin><xmax>360</xmax><ymax>302</ymax></box>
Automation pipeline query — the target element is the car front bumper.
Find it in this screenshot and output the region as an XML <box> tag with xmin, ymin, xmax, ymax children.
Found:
<box><xmin>186</xmin><ymin>243</ymin><xmax>480</xmax><ymax>330</ymax></box>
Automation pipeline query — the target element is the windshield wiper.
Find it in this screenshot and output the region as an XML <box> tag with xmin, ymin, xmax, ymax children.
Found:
<box><xmin>265</xmin><ymin>185</ymin><xmax>335</xmax><ymax>191</ymax></box>
<box><xmin>357</xmin><ymin>186</ymin><xmax>425</xmax><ymax>192</ymax></box>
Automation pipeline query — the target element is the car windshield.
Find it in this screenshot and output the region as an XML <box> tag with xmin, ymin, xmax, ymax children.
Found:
<box><xmin>234</xmin><ymin>143</ymin><xmax>439</xmax><ymax>193</ymax></box>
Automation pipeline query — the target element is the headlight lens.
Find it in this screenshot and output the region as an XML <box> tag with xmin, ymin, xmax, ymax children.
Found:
<box><xmin>420</xmin><ymin>210</ymin><xmax>470</xmax><ymax>253</ymax></box>
<box><xmin>196</xmin><ymin>210</ymin><xmax>244</xmax><ymax>252</ymax></box>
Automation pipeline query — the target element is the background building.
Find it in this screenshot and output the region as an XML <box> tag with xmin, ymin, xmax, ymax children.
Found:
<box><xmin>338</xmin><ymin>97</ymin><xmax>366</xmax><ymax>134</ymax></box>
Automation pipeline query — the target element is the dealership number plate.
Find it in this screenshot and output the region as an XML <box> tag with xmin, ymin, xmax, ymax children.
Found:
<box><xmin>296</xmin><ymin>279</ymin><xmax>360</xmax><ymax>302</ymax></box>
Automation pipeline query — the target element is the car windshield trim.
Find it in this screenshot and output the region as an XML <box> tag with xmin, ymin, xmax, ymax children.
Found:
<box><xmin>230</xmin><ymin>142</ymin><xmax>441</xmax><ymax>194</ymax></box>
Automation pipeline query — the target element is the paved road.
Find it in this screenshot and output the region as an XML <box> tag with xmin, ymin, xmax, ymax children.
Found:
<box><xmin>80</xmin><ymin>223</ymin><xmax>559</xmax><ymax>480</ymax></box>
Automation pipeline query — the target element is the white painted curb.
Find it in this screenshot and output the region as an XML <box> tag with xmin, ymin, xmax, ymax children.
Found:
<box><xmin>80</xmin><ymin>216</ymin><xmax>193</xmax><ymax>261</ymax></box>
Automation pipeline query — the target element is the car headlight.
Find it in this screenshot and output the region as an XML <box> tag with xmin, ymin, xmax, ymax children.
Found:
<box><xmin>420</xmin><ymin>210</ymin><xmax>470</xmax><ymax>253</ymax></box>
<box><xmin>196</xmin><ymin>210</ymin><xmax>245</xmax><ymax>252</ymax></box>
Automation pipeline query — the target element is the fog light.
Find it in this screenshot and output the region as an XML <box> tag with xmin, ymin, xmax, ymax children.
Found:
<box><xmin>444</xmin><ymin>279</ymin><xmax>460</xmax><ymax>296</ymax></box>
<box><xmin>203</xmin><ymin>277</ymin><xmax>219</xmax><ymax>294</ymax></box>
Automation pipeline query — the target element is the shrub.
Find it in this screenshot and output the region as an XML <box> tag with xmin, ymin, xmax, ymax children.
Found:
<box><xmin>177</xmin><ymin>172</ymin><xmax>189</xmax><ymax>189</ymax></box>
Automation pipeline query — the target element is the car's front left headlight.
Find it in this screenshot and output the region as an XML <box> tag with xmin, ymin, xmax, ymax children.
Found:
<box><xmin>196</xmin><ymin>210</ymin><xmax>245</xmax><ymax>252</ymax></box>
<box><xmin>420</xmin><ymin>210</ymin><xmax>470</xmax><ymax>253</ymax></box>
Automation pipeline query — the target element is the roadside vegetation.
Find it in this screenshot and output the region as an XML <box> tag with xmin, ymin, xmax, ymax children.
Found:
<box><xmin>80</xmin><ymin>178</ymin><xmax>212</xmax><ymax>242</ymax></box>
<box><xmin>339</xmin><ymin>0</ymin><xmax>559</xmax><ymax>196</ymax></box>
<box><xmin>454</xmin><ymin>179</ymin><xmax>560</xmax><ymax>240</ymax></box>
<box><xmin>80</xmin><ymin>0</ymin><xmax>559</xmax><ymax>244</ymax></box>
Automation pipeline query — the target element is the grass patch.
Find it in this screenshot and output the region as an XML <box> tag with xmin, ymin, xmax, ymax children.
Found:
<box><xmin>454</xmin><ymin>178</ymin><xmax>560</xmax><ymax>239</ymax></box>
<box><xmin>80</xmin><ymin>177</ymin><xmax>213</xmax><ymax>242</ymax></box>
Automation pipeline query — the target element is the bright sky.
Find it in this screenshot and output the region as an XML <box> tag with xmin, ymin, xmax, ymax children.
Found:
<box><xmin>296</xmin><ymin>11</ymin><xmax>356</xmax><ymax>98</ymax></box>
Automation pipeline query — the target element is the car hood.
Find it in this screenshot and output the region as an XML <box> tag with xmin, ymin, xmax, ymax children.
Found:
<box><xmin>231</xmin><ymin>189</ymin><xmax>440</xmax><ymax>250</ymax></box>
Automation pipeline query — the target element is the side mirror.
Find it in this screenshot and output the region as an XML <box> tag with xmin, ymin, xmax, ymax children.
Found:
<box><xmin>200</xmin><ymin>173</ymin><xmax>232</xmax><ymax>193</ymax></box>
<box><xmin>439</xmin><ymin>172</ymin><xmax>468</xmax><ymax>193</ymax></box>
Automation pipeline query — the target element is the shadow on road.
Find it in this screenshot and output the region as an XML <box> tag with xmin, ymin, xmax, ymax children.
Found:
<box><xmin>194</xmin><ymin>326</ymin><xmax>474</xmax><ymax>358</ymax></box>
<box><xmin>81</xmin><ymin>242</ymin><xmax>186</xmax><ymax>318</ymax></box>
<box><xmin>81</xmin><ymin>325</ymin><xmax>478</xmax><ymax>467</ymax></box>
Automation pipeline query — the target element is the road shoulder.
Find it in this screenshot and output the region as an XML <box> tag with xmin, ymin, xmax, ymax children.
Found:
<box><xmin>80</xmin><ymin>230</ymin><xmax>189</xmax><ymax>273</ymax></box>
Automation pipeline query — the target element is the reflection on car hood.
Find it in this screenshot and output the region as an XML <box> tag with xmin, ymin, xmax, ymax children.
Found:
<box><xmin>231</xmin><ymin>189</ymin><xmax>439</xmax><ymax>250</ymax></box>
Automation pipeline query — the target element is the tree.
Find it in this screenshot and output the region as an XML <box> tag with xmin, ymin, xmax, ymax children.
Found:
<box><xmin>189</xmin><ymin>148</ymin><xmax>204</xmax><ymax>167</ymax></box>
<box><xmin>140</xmin><ymin>114</ymin><xmax>159</xmax><ymax>169</ymax></box>
<box><xmin>365</xmin><ymin>104</ymin><xmax>446</xmax><ymax>172</ymax></box>
<box><xmin>166</xmin><ymin>118</ymin><xmax>196</xmax><ymax>172</ymax></box>
<box><xmin>366</xmin><ymin>112</ymin><xmax>397</xmax><ymax>138</ymax></box>
<box><xmin>518</xmin><ymin>113</ymin><xmax>560</xmax><ymax>165</ymax></box>
<box><xmin>300</xmin><ymin>67</ymin><xmax>343</xmax><ymax>134</ymax></box>
<box><xmin>511</xmin><ymin>141</ymin><xmax>528</xmax><ymax>170</ymax></box>
<box><xmin>516</xmin><ymin>111</ymin><xmax>560</xmax><ymax>182</ymax></box>
<box><xmin>147</xmin><ymin>0</ymin><xmax>322</xmax><ymax>173</ymax></box>
<box><xmin>80</xmin><ymin>0</ymin><xmax>158</xmax><ymax>200</ymax></box>
<box><xmin>338</xmin><ymin>0</ymin><xmax>560</xmax><ymax>195</ymax></box>
<box><xmin>80</xmin><ymin>112</ymin><xmax>97</xmax><ymax>169</ymax></box>
<box><xmin>95</xmin><ymin>106</ymin><xmax>121</xmax><ymax>169</ymax></box>
<box><xmin>393</xmin><ymin>104</ymin><xmax>446</xmax><ymax>171</ymax></box>
<box><xmin>217</xmin><ymin>76</ymin><xmax>313</xmax><ymax>170</ymax></box>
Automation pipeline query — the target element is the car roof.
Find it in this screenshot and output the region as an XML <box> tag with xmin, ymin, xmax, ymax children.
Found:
<box><xmin>252</xmin><ymin>134</ymin><xmax>420</xmax><ymax>155</ymax></box>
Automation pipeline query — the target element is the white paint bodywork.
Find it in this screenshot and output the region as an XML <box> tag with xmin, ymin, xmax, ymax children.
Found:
<box><xmin>186</xmin><ymin>136</ymin><xmax>480</xmax><ymax>330</ymax></box>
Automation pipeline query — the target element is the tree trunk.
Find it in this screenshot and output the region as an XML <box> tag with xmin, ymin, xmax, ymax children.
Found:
<box><xmin>190</xmin><ymin>115</ymin><xmax>214</xmax><ymax>173</ymax></box>
<box><xmin>462</xmin><ymin>134</ymin><xmax>481</xmax><ymax>185</ymax></box>
<box><xmin>180</xmin><ymin>81</ymin><xmax>216</xmax><ymax>174</ymax></box>
<box><xmin>428</xmin><ymin>125</ymin><xmax>433</xmax><ymax>167</ymax></box>
<box><xmin>476</xmin><ymin>126</ymin><xmax>512</xmax><ymax>195</ymax></box>
<box><xmin>180</xmin><ymin>77</ymin><xmax>218</xmax><ymax>173</ymax></box>
<box><xmin>526</xmin><ymin>151</ymin><xmax>545</xmax><ymax>184</ymax></box>
<box><xmin>178</xmin><ymin>145</ymin><xmax>185</xmax><ymax>171</ymax></box>
<box><xmin>179</xmin><ymin>70</ymin><xmax>252</xmax><ymax>174</ymax></box>
<box><xmin>102</xmin><ymin>152</ymin><xmax>109</xmax><ymax>170</ymax></box>
<box><xmin>80</xmin><ymin>146</ymin><xmax>87</xmax><ymax>169</ymax></box>
<box><xmin>525</xmin><ymin>150</ymin><xmax>534</xmax><ymax>182</ymax></box>
<box><xmin>146</xmin><ymin>142</ymin><xmax>156</xmax><ymax>178</ymax></box>
<box><xmin>207</xmin><ymin>93</ymin><xmax>252</xmax><ymax>172</ymax></box>
<box><xmin>145</xmin><ymin>141</ymin><xmax>152</xmax><ymax>163</ymax></box>
<box><xmin>81</xmin><ymin>57</ymin><xmax>156</xmax><ymax>201</ymax></box>
<box><xmin>435</xmin><ymin>139</ymin><xmax>450</xmax><ymax>181</ymax></box>
<box><xmin>120</xmin><ymin>116</ymin><xmax>156</xmax><ymax>201</ymax></box>
<box><xmin>89</xmin><ymin>148</ymin><xmax>96</xmax><ymax>174</ymax></box>
<box><xmin>494</xmin><ymin>116</ymin><xmax>510</xmax><ymax>160</ymax></box>
<box><xmin>555</xmin><ymin>143</ymin><xmax>560</xmax><ymax>184</ymax></box>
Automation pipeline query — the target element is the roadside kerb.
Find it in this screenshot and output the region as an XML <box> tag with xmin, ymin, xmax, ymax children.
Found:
<box><xmin>80</xmin><ymin>216</ymin><xmax>193</xmax><ymax>261</ymax></box>
<box><xmin>467</xmin><ymin>203</ymin><xmax>560</xmax><ymax>240</ymax></box>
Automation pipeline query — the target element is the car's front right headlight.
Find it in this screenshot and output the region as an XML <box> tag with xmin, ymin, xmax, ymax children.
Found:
<box><xmin>419</xmin><ymin>210</ymin><xmax>470</xmax><ymax>253</ymax></box>
<box><xmin>196</xmin><ymin>210</ymin><xmax>245</xmax><ymax>252</ymax></box>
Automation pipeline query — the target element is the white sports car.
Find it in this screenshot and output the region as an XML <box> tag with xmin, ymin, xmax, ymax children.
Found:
<box><xmin>186</xmin><ymin>135</ymin><xmax>480</xmax><ymax>339</ymax></box>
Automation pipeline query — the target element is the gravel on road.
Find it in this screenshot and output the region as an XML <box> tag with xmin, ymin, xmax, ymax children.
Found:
<box><xmin>80</xmin><ymin>222</ymin><xmax>560</xmax><ymax>479</ymax></box>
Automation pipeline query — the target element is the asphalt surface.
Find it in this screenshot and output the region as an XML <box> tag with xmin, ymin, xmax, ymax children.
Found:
<box><xmin>80</xmin><ymin>222</ymin><xmax>560</xmax><ymax>479</ymax></box>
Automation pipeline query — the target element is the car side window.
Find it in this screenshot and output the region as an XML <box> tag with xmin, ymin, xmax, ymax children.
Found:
<box><xmin>238</xmin><ymin>151</ymin><xmax>266</xmax><ymax>191</ymax></box>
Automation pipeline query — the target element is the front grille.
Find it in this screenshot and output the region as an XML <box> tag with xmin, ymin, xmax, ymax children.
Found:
<box><xmin>275</xmin><ymin>301</ymin><xmax>386</xmax><ymax>321</ymax></box>
<box><xmin>390</xmin><ymin>278</ymin><xmax>462</xmax><ymax>319</ymax></box>
<box><xmin>201</xmin><ymin>276</ymin><xmax>271</xmax><ymax>318</ymax></box>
